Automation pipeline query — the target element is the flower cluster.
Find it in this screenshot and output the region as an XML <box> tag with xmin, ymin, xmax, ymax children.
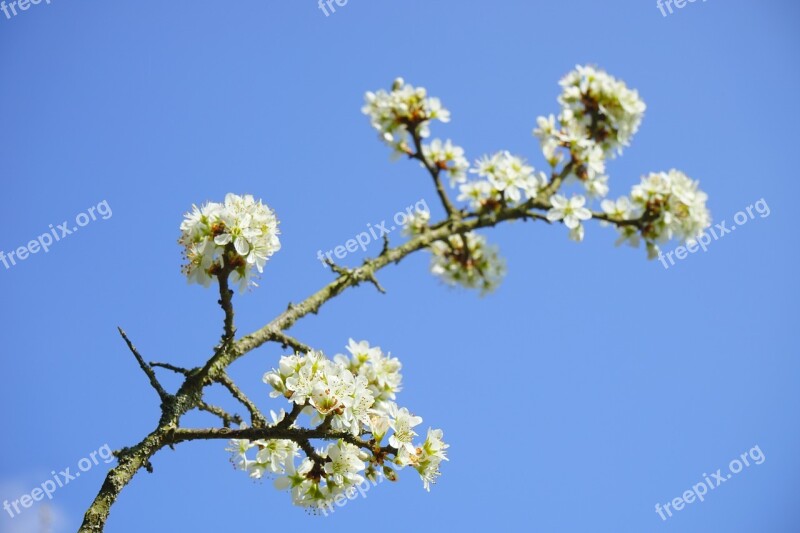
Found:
<box><xmin>557</xmin><ymin>64</ymin><xmax>646</xmax><ymax>157</ymax></box>
<box><xmin>362</xmin><ymin>78</ymin><xmax>451</xmax><ymax>158</ymax></box>
<box><xmin>363</xmin><ymin>71</ymin><xmax>710</xmax><ymax>268</ymax></box>
<box><xmin>456</xmin><ymin>151</ymin><xmax>548</xmax><ymax>211</ymax></box>
<box><xmin>631</xmin><ymin>170</ymin><xmax>711</xmax><ymax>252</ymax></box>
<box><xmin>227</xmin><ymin>432</ymin><xmax>299</xmax><ymax>480</ymax></box>
<box><xmin>430</xmin><ymin>232</ymin><xmax>506</xmax><ymax>294</ymax></box>
<box><xmin>333</xmin><ymin>339</ymin><xmax>403</xmax><ymax>404</ymax></box>
<box><xmin>533</xmin><ymin>65</ymin><xmax>645</xmax><ymax>198</ymax></box>
<box><xmin>596</xmin><ymin>170</ymin><xmax>711</xmax><ymax>257</ymax></box>
<box><xmin>403</xmin><ymin>211</ymin><xmax>506</xmax><ymax>293</ymax></box>
<box><xmin>422</xmin><ymin>138</ymin><xmax>470</xmax><ymax>185</ymax></box>
<box><xmin>228</xmin><ymin>340</ymin><xmax>448</xmax><ymax>511</ymax></box>
<box><xmin>402</xmin><ymin>210</ymin><xmax>431</xmax><ymax>237</ymax></box>
<box><xmin>179</xmin><ymin>194</ymin><xmax>281</xmax><ymax>291</ymax></box>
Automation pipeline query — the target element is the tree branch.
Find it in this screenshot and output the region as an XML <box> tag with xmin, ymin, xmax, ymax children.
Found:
<box><xmin>196</xmin><ymin>401</ymin><xmax>243</xmax><ymax>428</ymax></box>
<box><xmin>269</xmin><ymin>331</ymin><xmax>312</xmax><ymax>354</ymax></box>
<box><xmin>276</xmin><ymin>402</ymin><xmax>306</xmax><ymax>429</ymax></box>
<box><xmin>215</xmin><ymin>373</ymin><xmax>268</xmax><ymax>427</ymax></box>
<box><xmin>150</xmin><ymin>362</ymin><xmax>192</xmax><ymax>376</ymax></box>
<box><xmin>230</xmin><ymin>202</ymin><xmax>562</xmax><ymax>363</ymax></box>
<box><xmin>81</xmin><ymin>147</ymin><xmax>651</xmax><ymax>532</ymax></box>
<box><xmin>410</xmin><ymin>126</ymin><xmax>457</xmax><ymax>217</ymax></box>
<box><xmin>217</xmin><ymin>268</ymin><xmax>236</xmax><ymax>343</ymax></box>
<box><xmin>118</xmin><ymin>328</ymin><xmax>171</xmax><ymax>404</ymax></box>
<box><xmin>170</xmin><ymin>426</ymin><xmax>370</xmax><ymax>449</ymax></box>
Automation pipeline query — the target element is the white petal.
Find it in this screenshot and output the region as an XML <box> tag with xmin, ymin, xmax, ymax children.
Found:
<box><xmin>569</xmin><ymin>195</ymin><xmax>586</xmax><ymax>208</ymax></box>
<box><xmin>234</xmin><ymin>237</ymin><xmax>250</xmax><ymax>256</ymax></box>
<box><xmin>550</xmin><ymin>195</ymin><xmax>567</xmax><ymax>209</ymax></box>
<box><xmin>569</xmin><ymin>225</ymin><xmax>585</xmax><ymax>242</ymax></box>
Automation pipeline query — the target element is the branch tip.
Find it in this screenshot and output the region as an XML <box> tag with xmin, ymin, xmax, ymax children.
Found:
<box><xmin>118</xmin><ymin>328</ymin><xmax>171</xmax><ymax>403</ymax></box>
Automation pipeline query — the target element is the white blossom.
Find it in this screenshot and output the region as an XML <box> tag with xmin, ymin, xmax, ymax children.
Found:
<box><xmin>179</xmin><ymin>193</ymin><xmax>280</xmax><ymax>291</ymax></box>
<box><xmin>413</xmin><ymin>428</ymin><xmax>450</xmax><ymax>491</ymax></box>
<box><xmin>557</xmin><ymin>65</ymin><xmax>646</xmax><ymax>157</ymax></box>
<box><xmin>430</xmin><ymin>232</ymin><xmax>506</xmax><ymax>294</ymax></box>
<box><xmin>248</xmin><ymin>439</ymin><xmax>299</xmax><ymax>479</ymax></box>
<box><xmin>386</xmin><ymin>403</ymin><xmax>423</xmax><ymax>454</ymax></box>
<box><xmin>461</xmin><ymin>151</ymin><xmax>546</xmax><ymax>208</ymax></box>
<box><xmin>584</xmin><ymin>173</ymin><xmax>609</xmax><ymax>199</ymax></box>
<box><xmin>362</xmin><ymin>78</ymin><xmax>451</xmax><ymax>158</ymax></box>
<box><xmin>249</xmin><ymin>342</ymin><xmax>447</xmax><ymax>510</ymax></box>
<box><xmin>323</xmin><ymin>440</ymin><xmax>366</xmax><ymax>486</ymax></box>
<box><xmin>547</xmin><ymin>194</ymin><xmax>592</xmax><ymax>241</ymax></box>
<box><xmin>533</xmin><ymin>114</ymin><xmax>563</xmax><ymax>167</ymax></box>
<box><xmin>225</xmin><ymin>428</ymin><xmax>255</xmax><ymax>471</ymax></box>
<box><xmin>402</xmin><ymin>210</ymin><xmax>431</xmax><ymax>237</ymax></box>
<box><xmin>533</xmin><ymin>65</ymin><xmax>646</xmax><ymax>199</ymax></box>
<box><xmin>457</xmin><ymin>180</ymin><xmax>499</xmax><ymax>211</ymax></box>
<box><xmin>422</xmin><ymin>139</ymin><xmax>469</xmax><ymax>185</ymax></box>
<box><xmin>273</xmin><ymin>456</ymin><xmax>315</xmax><ymax>505</ymax></box>
<box><xmin>630</xmin><ymin>169</ymin><xmax>711</xmax><ymax>245</ymax></box>
<box><xmin>601</xmin><ymin>196</ymin><xmax>635</xmax><ymax>220</ymax></box>
<box><xmin>334</xmin><ymin>339</ymin><xmax>403</xmax><ymax>402</ymax></box>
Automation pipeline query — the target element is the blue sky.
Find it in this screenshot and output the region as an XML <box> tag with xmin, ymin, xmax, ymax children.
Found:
<box><xmin>1</xmin><ymin>1</ymin><xmax>798</xmax><ymax>532</ymax></box>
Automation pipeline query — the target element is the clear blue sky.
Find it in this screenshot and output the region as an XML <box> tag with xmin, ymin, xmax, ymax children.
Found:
<box><xmin>1</xmin><ymin>1</ymin><xmax>798</xmax><ymax>532</ymax></box>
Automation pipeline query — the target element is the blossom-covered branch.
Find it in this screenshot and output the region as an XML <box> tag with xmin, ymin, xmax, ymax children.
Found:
<box><xmin>79</xmin><ymin>65</ymin><xmax>711</xmax><ymax>532</ymax></box>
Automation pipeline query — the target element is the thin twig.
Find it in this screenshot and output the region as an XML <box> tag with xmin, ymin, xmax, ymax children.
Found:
<box><xmin>276</xmin><ymin>402</ymin><xmax>305</xmax><ymax>429</ymax></box>
<box><xmin>269</xmin><ymin>331</ymin><xmax>312</xmax><ymax>354</ymax></box>
<box><xmin>410</xmin><ymin>128</ymin><xmax>456</xmax><ymax>217</ymax></box>
<box><xmin>381</xmin><ymin>234</ymin><xmax>391</xmax><ymax>256</ymax></box>
<box><xmin>150</xmin><ymin>362</ymin><xmax>192</xmax><ymax>376</ymax></box>
<box><xmin>217</xmin><ymin>268</ymin><xmax>236</xmax><ymax>342</ymax></box>
<box><xmin>365</xmin><ymin>271</ymin><xmax>386</xmax><ymax>294</ymax></box>
<box><xmin>323</xmin><ymin>257</ymin><xmax>351</xmax><ymax>276</ymax></box>
<box><xmin>196</xmin><ymin>402</ymin><xmax>243</xmax><ymax>428</ymax></box>
<box><xmin>215</xmin><ymin>373</ymin><xmax>268</xmax><ymax>427</ymax></box>
<box><xmin>118</xmin><ymin>328</ymin><xmax>171</xmax><ymax>403</ymax></box>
